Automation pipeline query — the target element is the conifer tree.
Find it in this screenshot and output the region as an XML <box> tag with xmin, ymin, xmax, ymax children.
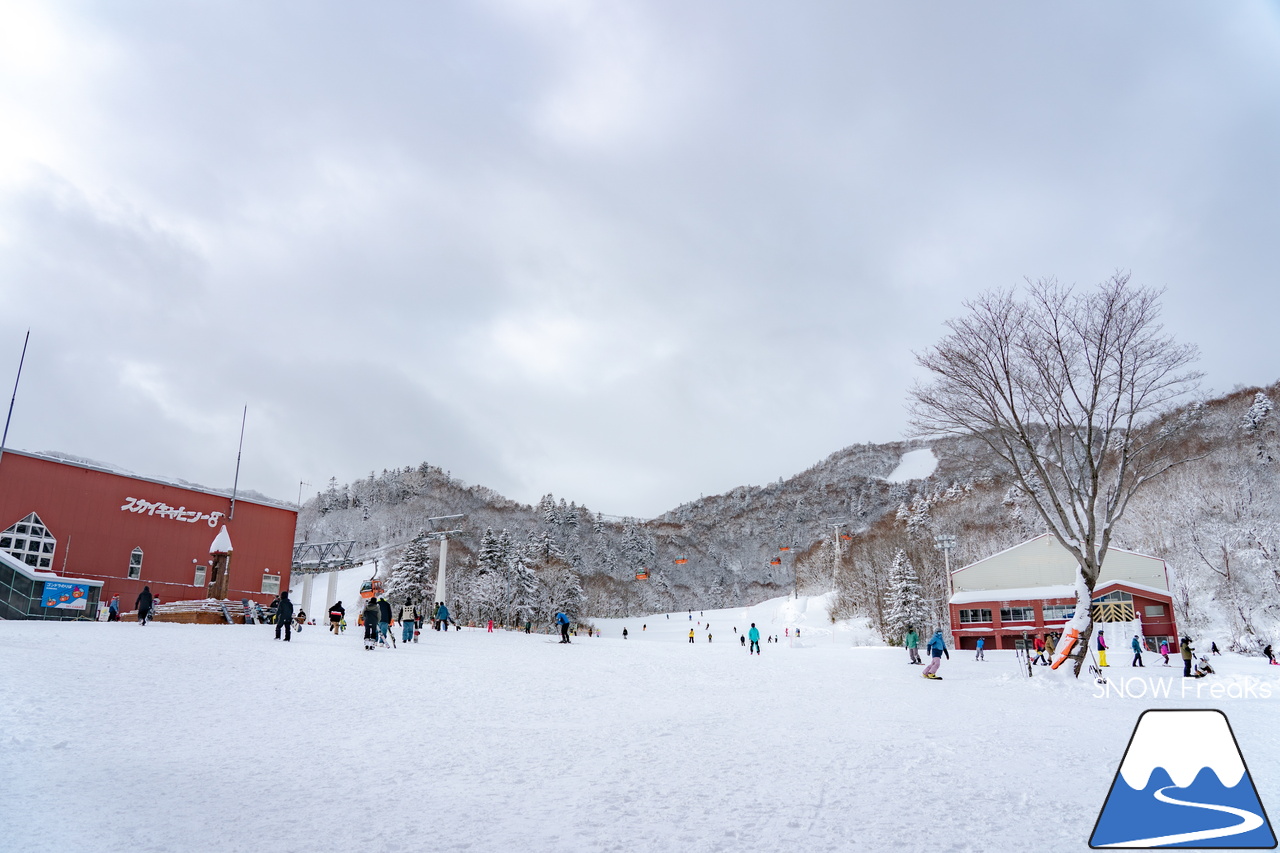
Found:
<box><xmin>384</xmin><ymin>533</ymin><xmax>436</xmax><ymax>609</ymax></box>
<box><xmin>884</xmin><ymin>549</ymin><xmax>929</xmax><ymax>642</ymax></box>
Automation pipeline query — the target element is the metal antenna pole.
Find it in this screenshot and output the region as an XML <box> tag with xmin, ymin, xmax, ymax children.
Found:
<box><xmin>1</xmin><ymin>329</ymin><xmax>30</xmax><ymax>465</ymax></box>
<box><xmin>229</xmin><ymin>405</ymin><xmax>247</xmax><ymax>519</ymax></box>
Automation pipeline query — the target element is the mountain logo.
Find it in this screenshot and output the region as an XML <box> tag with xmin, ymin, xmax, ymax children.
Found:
<box><xmin>1091</xmin><ymin>709</ymin><xmax>1276</xmax><ymax>848</ymax></box>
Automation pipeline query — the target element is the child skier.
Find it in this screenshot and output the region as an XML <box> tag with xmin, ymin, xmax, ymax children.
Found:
<box><xmin>923</xmin><ymin>630</ymin><xmax>949</xmax><ymax>679</ymax></box>
<box><xmin>748</xmin><ymin>623</ymin><xmax>761</xmax><ymax>655</ymax></box>
<box><xmin>1160</xmin><ymin>640</ymin><xmax>1170</xmax><ymax>666</ymax></box>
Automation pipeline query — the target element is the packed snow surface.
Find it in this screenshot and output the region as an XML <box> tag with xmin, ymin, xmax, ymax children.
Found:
<box><xmin>4</xmin><ymin>595</ymin><xmax>1280</xmax><ymax>853</ymax></box>
<box><xmin>885</xmin><ymin>447</ymin><xmax>937</xmax><ymax>482</ymax></box>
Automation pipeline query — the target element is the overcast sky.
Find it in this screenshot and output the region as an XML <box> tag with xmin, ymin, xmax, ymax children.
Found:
<box><xmin>1</xmin><ymin>1</ymin><xmax>1278</xmax><ymax>519</ymax></box>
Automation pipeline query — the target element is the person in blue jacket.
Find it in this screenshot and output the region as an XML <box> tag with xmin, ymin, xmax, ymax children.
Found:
<box><xmin>975</xmin><ymin>636</ymin><xmax>985</xmax><ymax>661</ymax></box>
<box><xmin>1131</xmin><ymin>634</ymin><xmax>1145</xmax><ymax>667</ymax></box>
<box><xmin>923</xmin><ymin>630</ymin><xmax>949</xmax><ymax>679</ymax></box>
<box><xmin>435</xmin><ymin>601</ymin><xmax>450</xmax><ymax>632</ymax></box>
<box><xmin>555</xmin><ymin>611</ymin><xmax>571</xmax><ymax>644</ymax></box>
<box><xmin>748</xmin><ymin>623</ymin><xmax>761</xmax><ymax>655</ymax></box>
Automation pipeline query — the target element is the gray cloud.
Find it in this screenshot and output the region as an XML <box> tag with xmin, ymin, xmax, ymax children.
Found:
<box><xmin>2</xmin><ymin>1</ymin><xmax>1278</xmax><ymax>517</ymax></box>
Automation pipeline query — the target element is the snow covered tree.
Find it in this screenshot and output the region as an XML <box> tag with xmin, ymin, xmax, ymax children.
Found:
<box><xmin>384</xmin><ymin>533</ymin><xmax>435</xmax><ymax>609</ymax></box>
<box><xmin>884</xmin><ymin>550</ymin><xmax>929</xmax><ymax>642</ymax></box>
<box><xmin>910</xmin><ymin>274</ymin><xmax>1202</xmax><ymax>675</ymax></box>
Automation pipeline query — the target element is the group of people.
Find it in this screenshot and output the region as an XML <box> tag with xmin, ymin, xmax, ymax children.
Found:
<box><xmin>903</xmin><ymin>626</ymin><xmax>950</xmax><ymax>678</ymax></box>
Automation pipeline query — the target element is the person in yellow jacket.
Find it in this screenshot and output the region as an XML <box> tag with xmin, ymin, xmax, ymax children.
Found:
<box><xmin>688</xmin><ymin>628</ymin><xmax>695</xmax><ymax>644</ymax></box>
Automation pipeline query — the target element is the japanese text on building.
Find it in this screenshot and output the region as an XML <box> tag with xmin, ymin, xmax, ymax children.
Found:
<box><xmin>120</xmin><ymin>497</ymin><xmax>225</xmax><ymax>528</ymax></box>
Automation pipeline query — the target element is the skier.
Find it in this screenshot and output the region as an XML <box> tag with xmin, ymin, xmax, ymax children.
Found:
<box><xmin>1132</xmin><ymin>635</ymin><xmax>1146</xmax><ymax>667</ymax></box>
<box><xmin>555</xmin><ymin>611</ymin><xmax>571</xmax><ymax>644</ymax></box>
<box><xmin>975</xmin><ymin>637</ymin><xmax>985</xmax><ymax>661</ymax></box>
<box><xmin>362</xmin><ymin>598</ymin><xmax>379</xmax><ymax>650</ymax></box>
<box><xmin>274</xmin><ymin>591</ymin><xmax>294</xmax><ymax>641</ymax></box>
<box><xmin>923</xmin><ymin>630</ymin><xmax>949</xmax><ymax>679</ymax></box>
<box><xmin>1159</xmin><ymin>640</ymin><xmax>1170</xmax><ymax>666</ymax></box>
<box><xmin>436</xmin><ymin>602</ymin><xmax>450</xmax><ymax>632</ymax></box>
<box><xmin>688</xmin><ymin>628</ymin><xmax>695</xmax><ymax>644</ymax></box>
<box><xmin>1097</xmin><ymin>630</ymin><xmax>1109</xmax><ymax>667</ymax></box>
<box><xmin>1265</xmin><ymin>644</ymin><xmax>1276</xmax><ymax>665</ymax></box>
<box><xmin>905</xmin><ymin>626</ymin><xmax>921</xmax><ymax>664</ymax></box>
<box><xmin>487</xmin><ymin>619</ymin><xmax>494</xmax><ymax>633</ymax></box>
<box><xmin>329</xmin><ymin>601</ymin><xmax>345</xmax><ymax>635</ymax></box>
<box><xmin>135</xmin><ymin>586</ymin><xmax>153</xmax><ymax>626</ymax></box>
<box><xmin>400</xmin><ymin>599</ymin><xmax>418</xmax><ymax>643</ymax></box>
<box><xmin>748</xmin><ymin>623</ymin><xmax>760</xmax><ymax>655</ymax></box>
<box><xmin>1179</xmin><ymin>635</ymin><xmax>1194</xmax><ymax>677</ymax></box>
<box><xmin>740</xmin><ymin>634</ymin><xmax>746</xmax><ymax>647</ymax></box>
<box><xmin>107</xmin><ymin>594</ymin><xmax>120</xmax><ymax>622</ymax></box>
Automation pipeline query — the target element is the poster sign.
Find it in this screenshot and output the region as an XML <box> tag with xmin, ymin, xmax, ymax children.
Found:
<box><xmin>42</xmin><ymin>581</ymin><xmax>89</xmax><ymax>610</ymax></box>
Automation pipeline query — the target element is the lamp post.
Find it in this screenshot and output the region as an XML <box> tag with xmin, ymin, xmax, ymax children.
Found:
<box><xmin>934</xmin><ymin>533</ymin><xmax>957</xmax><ymax>596</ymax></box>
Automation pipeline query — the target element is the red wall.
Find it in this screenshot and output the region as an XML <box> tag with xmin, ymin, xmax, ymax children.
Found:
<box><xmin>0</xmin><ymin>451</ymin><xmax>296</xmax><ymax>608</ymax></box>
<box><xmin>949</xmin><ymin>583</ymin><xmax>1179</xmax><ymax>651</ymax></box>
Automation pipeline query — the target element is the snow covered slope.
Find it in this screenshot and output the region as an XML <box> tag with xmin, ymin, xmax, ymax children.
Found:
<box><xmin>3</xmin><ymin>612</ymin><xmax>1279</xmax><ymax>852</ymax></box>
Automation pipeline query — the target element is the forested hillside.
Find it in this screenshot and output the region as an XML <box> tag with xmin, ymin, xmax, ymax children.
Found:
<box><xmin>298</xmin><ymin>382</ymin><xmax>1279</xmax><ymax>649</ymax></box>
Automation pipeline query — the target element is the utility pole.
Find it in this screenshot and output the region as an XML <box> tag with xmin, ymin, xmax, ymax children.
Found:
<box><xmin>1</xmin><ymin>329</ymin><xmax>30</xmax><ymax>467</ymax></box>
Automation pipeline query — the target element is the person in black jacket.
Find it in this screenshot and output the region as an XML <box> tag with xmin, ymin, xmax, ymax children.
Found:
<box><xmin>135</xmin><ymin>586</ymin><xmax>154</xmax><ymax>626</ymax></box>
<box><xmin>275</xmin><ymin>591</ymin><xmax>295</xmax><ymax>641</ymax></box>
<box><xmin>363</xmin><ymin>598</ymin><xmax>380</xmax><ymax>650</ymax></box>
<box><xmin>329</xmin><ymin>601</ymin><xmax>345</xmax><ymax>635</ymax></box>
<box><xmin>377</xmin><ymin>597</ymin><xmax>393</xmax><ymax>646</ymax></box>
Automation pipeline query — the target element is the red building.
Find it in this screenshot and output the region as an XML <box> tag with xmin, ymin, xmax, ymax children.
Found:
<box><xmin>947</xmin><ymin>534</ymin><xmax>1178</xmax><ymax>653</ymax></box>
<box><xmin>0</xmin><ymin>450</ymin><xmax>296</xmax><ymax>616</ymax></box>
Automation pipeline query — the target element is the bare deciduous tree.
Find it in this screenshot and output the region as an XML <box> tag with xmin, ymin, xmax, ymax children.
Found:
<box><xmin>908</xmin><ymin>273</ymin><xmax>1202</xmax><ymax>675</ymax></box>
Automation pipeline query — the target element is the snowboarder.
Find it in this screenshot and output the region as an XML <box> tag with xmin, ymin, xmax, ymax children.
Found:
<box><xmin>400</xmin><ymin>600</ymin><xmax>418</xmax><ymax>643</ymax></box>
<box><xmin>135</xmin><ymin>586</ymin><xmax>153</xmax><ymax>626</ymax></box>
<box><xmin>1193</xmin><ymin>655</ymin><xmax>1214</xmax><ymax>678</ymax></box>
<box><xmin>1265</xmin><ymin>644</ymin><xmax>1276</xmax><ymax>665</ymax></box>
<box><xmin>923</xmin><ymin>630</ymin><xmax>949</xmax><ymax>679</ymax></box>
<box><xmin>1180</xmin><ymin>636</ymin><xmax>1194</xmax><ymax>676</ymax></box>
<box><xmin>748</xmin><ymin>623</ymin><xmax>760</xmax><ymax>655</ymax></box>
<box><xmin>905</xmin><ymin>627</ymin><xmax>921</xmax><ymax>664</ymax></box>
<box><xmin>555</xmin><ymin>611</ymin><xmax>571</xmax><ymax>644</ymax></box>
<box><xmin>362</xmin><ymin>598</ymin><xmax>379</xmax><ymax>650</ymax></box>
<box><xmin>329</xmin><ymin>601</ymin><xmax>345</xmax><ymax>635</ymax></box>
<box><xmin>975</xmin><ymin>637</ymin><xmax>985</xmax><ymax>661</ymax></box>
<box><xmin>1211</xmin><ymin>641</ymin><xmax>1221</xmax><ymax>655</ymax></box>
<box><xmin>274</xmin><ymin>591</ymin><xmax>294</xmax><ymax>641</ymax></box>
<box><xmin>1132</xmin><ymin>635</ymin><xmax>1146</xmax><ymax>667</ymax></box>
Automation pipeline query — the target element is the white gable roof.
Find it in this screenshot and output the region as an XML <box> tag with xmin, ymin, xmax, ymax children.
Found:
<box><xmin>951</xmin><ymin>534</ymin><xmax>1168</xmax><ymax>593</ymax></box>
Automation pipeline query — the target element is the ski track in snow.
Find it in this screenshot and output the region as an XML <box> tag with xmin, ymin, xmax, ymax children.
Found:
<box><xmin>3</xmin><ymin>601</ymin><xmax>1280</xmax><ymax>853</ymax></box>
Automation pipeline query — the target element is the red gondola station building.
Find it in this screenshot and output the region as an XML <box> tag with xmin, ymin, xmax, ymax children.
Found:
<box><xmin>948</xmin><ymin>534</ymin><xmax>1178</xmax><ymax>653</ymax></box>
<box><xmin>0</xmin><ymin>449</ymin><xmax>296</xmax><ymax>620</ymax></box>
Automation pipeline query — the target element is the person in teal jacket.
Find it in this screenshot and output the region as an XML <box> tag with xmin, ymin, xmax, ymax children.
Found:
<box><xmin>905</xmin><ymin>627</ymin><xmax>921</xmax><ymax>664</ymax></box>
<box><xmin>748</xmin><ymin>623</ymin><xmax>761</xmax><ymax>655</ymax></box>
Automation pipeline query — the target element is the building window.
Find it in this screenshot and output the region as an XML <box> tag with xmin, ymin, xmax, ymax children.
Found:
<box><xmin>1144</xmin><ymin>604</ymin><xmax>1166</xmax><ymax>618</ymax></box>
<box><xmin>1000</xmin><ymin>607</ymin><xmax>1035</xmax><ymax>622</ymax></box>
<box><xmin>128</xmin><ymin>548</ymin><xmax>143</xmax><ymax>580</ymax></box>
<box><xmin>2</xmin><ymin>512</ymin><xmax>57</xmax><ymax>569</ymax></box>
<box><xmin>1093</xmin><ymin>590</ymin><xmax>1133</xmax><ymax>603</ymax></box>
<box><xmin>261</xmin><ymin>574</ymin><xmax>280</xmax><ymax>595</ymax></box>
<box><xmin>1043</xmin><ymin>604</ymin><xmax>1075</xmax><ymax>621</ymax></box>
<box><xmin>959</xmin><ymin>608</ymin><xmax>992</xmax><ymax>624</ymax></box>
<box><xmin>194</xmin><ymin>566</ymin><xmax>207</xmax><ymax>587</ymax></box>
